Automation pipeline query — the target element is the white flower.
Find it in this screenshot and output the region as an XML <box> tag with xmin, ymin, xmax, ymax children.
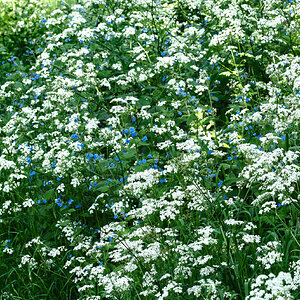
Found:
<box><xmin>23</xmin><ymin>198</ymin><xmax>35</xmax><ymax>208</ymax></box>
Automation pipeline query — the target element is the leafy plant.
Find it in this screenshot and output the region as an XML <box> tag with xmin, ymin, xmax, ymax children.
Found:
<box><xmin>0</xmin><ymin>0</ymin><xmax>299</xmax><ymax>299</ymax></box>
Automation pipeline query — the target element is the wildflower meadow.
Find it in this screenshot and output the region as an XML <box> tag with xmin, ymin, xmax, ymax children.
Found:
<box><xmin>0</xmin><ymin>0</ymin><xmax>299</xmax><ymax>299</ymax></box>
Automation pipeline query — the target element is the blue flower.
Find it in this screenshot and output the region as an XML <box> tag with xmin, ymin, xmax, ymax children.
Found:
<box><xmin>129</xmin><ymin>127</ymin><xmax>135</xmax><ymax>134</ymax></box>
<box><xmin>142</xmin><ymin>136</ymin><xmax>148</xmax><ymax>142</ymax></box>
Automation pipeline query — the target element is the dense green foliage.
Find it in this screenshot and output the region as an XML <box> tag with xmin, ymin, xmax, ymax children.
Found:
<box><xmin>0</xmin><ymin>0</ymin><xmax>299</xmax><ymax>299</ymax></box>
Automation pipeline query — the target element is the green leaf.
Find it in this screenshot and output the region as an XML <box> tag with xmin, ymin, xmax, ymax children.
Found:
<box><xmin>43</xmin><ymin>188</ymin><xmax>56</xmax><ymax>200</ymax></box>
<box><xmin>121</xmin><ymin>148</ymin><xmax>137</xmax><ymax>159</ymax></box>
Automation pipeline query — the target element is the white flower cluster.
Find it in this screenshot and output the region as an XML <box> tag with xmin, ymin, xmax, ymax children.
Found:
<box><xmin>0</xmin><ymin>0</ymin><xmax>299</xmax><ymax>298</ymax></box>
